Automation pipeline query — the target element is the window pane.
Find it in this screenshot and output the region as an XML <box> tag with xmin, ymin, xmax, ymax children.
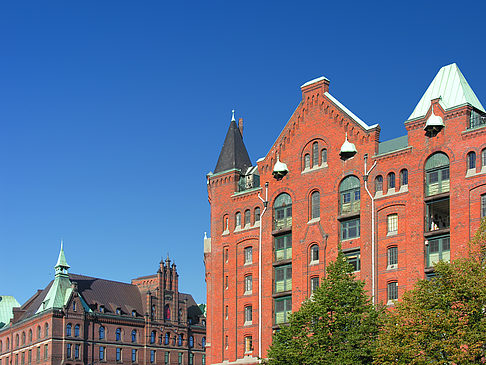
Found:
<box><xmin>400</xmin><ymin>169</ymin><xmax>408</xmax><ymax>186</ymax></box>
<box><xmin>387</xmin><ymin>247</ymin><xmax>398</xmax><ymax>266</ymax></box>
<box><xmin>311</xmin><ymin>191</ymin><xmax>320</xmax><ymax>219</ymax></box>
<box><xmin>312</xmin><ymin>142</ymin><xmax>318</xmax><ymax>166</ymax></box>
<box><xmin>344</xmin><ymin>249</ymin><xmax>360</xmax><ymax>271</ymax></box>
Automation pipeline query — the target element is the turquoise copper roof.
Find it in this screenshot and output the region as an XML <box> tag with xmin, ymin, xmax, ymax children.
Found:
<box><xmin>0</xmin><ymin>296</ymin><xmax>20</xmax><ymax>328</ymax></box>
<box><xmin>377</xmin><ymin>135</ymin><xmax>408</xmax><ymax>155</ymax></box>
<box><xmin>408</xmin><ymin>63</ymin><xmax>484</xmax><ymax>121</ymax></box>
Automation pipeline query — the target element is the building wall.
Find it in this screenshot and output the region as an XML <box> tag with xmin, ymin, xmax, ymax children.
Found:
<box><xmin>205</xmin><ymin>77</ymin><xmax>486</xmax><ymax>364</ymax></box>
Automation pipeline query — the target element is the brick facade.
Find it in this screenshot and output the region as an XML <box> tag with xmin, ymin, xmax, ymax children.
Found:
<box><xmin>0</xmin><ymin>254</ymin><xmax>206</xmax><ymax>365</ymax></box>
<box><xmin>204</xmin><ymin>65</ymin><xmax>486</xmax><ymax>364</ymax></box>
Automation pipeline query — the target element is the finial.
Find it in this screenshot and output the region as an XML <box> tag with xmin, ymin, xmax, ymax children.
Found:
<box><xmin>204</xmin><ymin>232</ymin><xmax>207</xmax><ymax>239</ymax></box>
<box><xmin>231</xmin><ymin>109</ymin><xmax>235</xmax><ymax>122</ymax></box>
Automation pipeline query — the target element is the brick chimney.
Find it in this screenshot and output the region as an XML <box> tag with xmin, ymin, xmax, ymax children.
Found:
<box><xmin>238</xmin><ymin>118</ymin><xmax>244</xmax><ymax>137</ymax></box>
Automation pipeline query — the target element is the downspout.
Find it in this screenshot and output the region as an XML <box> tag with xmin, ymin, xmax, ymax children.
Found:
<box><xmin>257</xmin><ymin>182</ymin><xmax>269</xmax><ymax>362</ymax></box>
<box><xmin>363</xmin><ymin>154</ymin><xmax>377</xmax><ymax>304</ymax></box>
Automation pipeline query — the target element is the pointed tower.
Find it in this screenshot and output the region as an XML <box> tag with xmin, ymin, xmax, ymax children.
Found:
<box><xmin>36</xmin><ymin>242</ymin><xmax>73</xmax><ymax>313</ymax></box>
<box><xmin>214</xmin><ymin>110</ymin><xmax>252</xmax><ymax>174</ymax></box>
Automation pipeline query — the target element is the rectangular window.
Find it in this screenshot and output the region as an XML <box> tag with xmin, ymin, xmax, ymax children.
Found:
<box><xmin>224</xmin><ymin>248</ymin><xmax>229</xmax><ymax>263</ymax></box>
<box><xmin>244</xmin><ymin>246</ymin><xmax>253</xmax><ymax>264</ymax></box>
<box><xmin>116</xmin><ymin>348</ymin><xmax>121</xmax><ymax>362</ymax></box>
<box><xmin>21</xmin><ymin>353</ymin><xmax>24</xmax><ymax>365</ymax></box>
<box><xmin>36</xmin><ymin>347</ymin><xmax>40</xmax><ymax>361</ymax></box>
<box><xmin>387</xmin><ymin>214</ymin><xmax>398</xmax><ymax>234</ymax></box>
<box><xmin>44</xmin><ymin>345</ymin><xmax>48</xmax><ymax>360</ymax></box>
<box><xmin>274</xmin><ymin>296</ymin><xmax>292</xmax><ymax>324</ymax></box>
<box><xmin>274</xmin><ymin>234</ymin><xmax>292</xmax><ymax>261</ymax></box>
<box><xmin>341</xmin><ymin>218</ymin><xmax>360</xmax><ymax>240</ymax></box>
<box><xmin>387</xmin><ymin>282</ymin><xmax>398</xmax><ymax>302</ymax></box>
<box><xmin>244</xmin><ymin>275</ymin><xmax>252</xmax><ymax>294</ymax></box>
<box><xmin>225</xmin><ymin>275</ymin><xmax>228</xmax><ymax>290</ymax></box>
<box><xmin>66</xmin><ymin>344</ymin><xmax>72</xmax><ymax>359</ymax></box>
<box><xmin>481</xmin><ymin>194</ymin><xmax>486</xmax><ymax>218</ymax></box>
<box><xmin>244</xmin><ymin>336</ymin><xmax>253</xmax><ymax>353</ymax></box>
<box><xmin>426</xmin><ymin>167</ymin><xmax>450</xmax><ymax>196</ymax></box>
<box><xmin>202</xmin><ymin>355</ymin><xmax>206</xmax><ymax>365</ymax></box>
<box><xmin>28</xmin><ymin>351</ymin><xmax>31</xmax><ymax>365</ymax></box>
<box><xmin>344</xmin><ymin>249</ymin><xmax>360</xmax><ymax>272</ymax></box>
<box><xmin>132</xmin><ymin>349</ymin><xmax>137</xmax><ymax>363</ymax></box>
<box><xmin>75</xmin><ymin>345</ymin><xmax>80</xmax><ymax>360</ymax></box>
<box><xmin>99</xmin><ymin>347</ymin><xmax>105</xmax><ymax>361</ymax></box>
<box><xmin>244</xmin><ymin>305</ymin><xmax>252</xmax><ymax>324</ymax></box>
<box><xmin>310</xmin><ymin>277</ymin><xmax>319</xmax><ymax>292</ymax></box>
<box><xmin>225</xmin><ymin>336</ymin><xmax>228</xmax><ymax>349</ymax></box>
<box><xmin>426</xmin><ymin>198</ymin><xmax>450</xmax><ymax>232</ymax></box>
<box><xmin>275</xmin><ymin>265</ymin><xmax>292</xmax><ymax>292</ymax></box>
<box><xmin>165</xmin><ymin>352</ymin><xmax>169</xmax><ymax>365</ymax></box>
<box><xmin>150</xmin><ymin>350</ymin><xmax>155</xmax><ymax>363</ymax></box>
<box><xmin>178</xmin><ymin>352</ymin><xmax>183</xmax><ymax>365</ymax></box>
<box><xmin>189</xmin><ymin>353</ymin><xmax>193</xmax><ymax>365</ymax></box>
<box><xmin>225</xmin><ymin>305</ymin><xmax>228</xmax><ymax>319</ymax></box>
<box><xmin>387</xmin><ymin>247</ymin><xmax>398</xmax><ymax>268</ymax></box>
<box><xmin>15</xmin><ymin>354</ymin><xmax>18</xmax><ymax>365</ymax></box>
<box><xmin>340</xmin><ymin>189</ymin><xmax>360</xmax><ymax>215</ymax></box>
<box><xmin>426</xmin><ymin>236</ymin><xmax>450</xmax><ymax>267</ymax></box>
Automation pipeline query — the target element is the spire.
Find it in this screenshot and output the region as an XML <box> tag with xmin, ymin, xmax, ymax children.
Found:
<box><xmin>408</xmin><ymin>63</ymin><xmax>485</xmax><ymax>121</ymax></box>
<box><xmin>55</xmin><ymin>240</ymin><xmax>70</xmax><ymax>275</ymax></box>
<box><xmin>214</xmin><ymin>110</ymin><xmax>252</xmax><ymax>174</ymax></box>
<box><xmin>231</xmin><ymin>109</ymin><xmax>235</xmax><ymax>122</ymax></box>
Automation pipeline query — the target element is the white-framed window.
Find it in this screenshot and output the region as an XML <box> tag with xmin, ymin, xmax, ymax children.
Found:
<box><xmin>244</xmin><ymin>210</ymin><xmax>251</xmax><ymax>227</ymax></box>
<box><xmin>244</xmin><ymin>275</ymin><xmax>252</xmax><ymax>294</ymax></box>
<box><xmin>304</xmin><ymin>154</ymin><xmax>310</xmax><ymax>169</ymax></box>
<box><xmin>244</xmin><ymin>336</ymin><xmax>253</xmax><ymax>353</ymax></box>
<box><xmin>400</xmin><ymin>169</ymin><xmax>408</xmax><ymax>187</ymax></box>
<box><xmin>225</xmin><ymin>276</ymin><xmax>228</xmax><ymax>290</ymax></box>
<box><xmin>244</xmin><ymin>305</ymin><xmax>252</xmax><ymax>324</ymax></box>
<box><xmin>482</xmin><ymin>194</ymin><xmax>486</xmax><ymax>218</ymax></box>
<box><xmin>388</xmin><ymin>172</ymin><xmax>396</xmax><ymax>189</ymax></box>
<box><xmin>482</xmin><ymin>149</ymin><xmax>486</xmax><ymax>167</ymax></box>
<box><xmin>310</xmin><ymin>191</ymin><xmax>320</xmax><ymax>219</ymax></box>
<box><xmin>387</xmin><ymin>246</ymin><xmax>398</xmax><ymax>269</ymax></box>
<box><xmin>387</xmin><ymin>214</ymin><xmax>398</xmax><ymax>234</ymax></box>
<box><xmin>235</xmin><ymin>212</ymin><xmax>241</xmax><ymax>229</ymax></box>
<box><xmin>310</xmin><ymin>277</ymin><xmax>319</xmax><ymax>292</ymax></box>
<box><xmin>310</xmin><ymin>244</ymin><xmax>319</xmax><ymax>264</ymax></box>
<box><xmin>244</xmin><ymin>246</ymin><xmax>252</xmax><ymax>265</ymax></box>
<box><xmin>375</xmin><ymin>175</ymin><xmax>383</xmax><ymax>192</ymax></box>
<box><xmin>321</xmin><ymin>148</ymin><xmax>327</xmax><ymax>164</ymax></box>
<box><xmin>254</xmin><ymin>207</ymin><xmax>261</xmax><ymax>223</ymax></box>
<box><xmin>387</xmin><ymin>282</ymin><xmax>398</xmax><ymax>303</ymax></box>
<box><xmin>467</xmin><ymin>151</ymin><xmax>476</xmax><ymax>170</ymax></box>
<box><xmin>344</xmin><ymin>249</ymin><xmax>360</xmax><ymax>272</ymax></box>
<box><xmin>312</xmin><ymin>142</ymin><xmax>319</xmax><ymax>166</ymax></box>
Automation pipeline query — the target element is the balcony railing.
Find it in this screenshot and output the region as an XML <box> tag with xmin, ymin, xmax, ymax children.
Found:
<box><xmin>340</xmin><ymin>201</ymin><xmax>360</xmax><ymax>216</ymax></box>
<box><xmin>469</xmin><ymin>110</ymin><xmax>486</xmax><ymax>129</ymax></box>
<box><xmin>274</xmin><ymin>217</ymin><xmax>292</xmax><ymax>231</ymax></box>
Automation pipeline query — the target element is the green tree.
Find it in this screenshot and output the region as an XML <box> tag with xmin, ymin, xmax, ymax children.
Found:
<box><xmin>265</xmin><ymin>250</ymin><xmax>382</xmax><ymax>365</ymax></box>
<box><xmin>375</xmin><ymin>221</ymin><xmax>486</xmax><ymax>364</ymax></box>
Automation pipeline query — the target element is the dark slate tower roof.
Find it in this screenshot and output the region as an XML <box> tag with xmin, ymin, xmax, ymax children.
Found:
<box><xmin>214</xmin><ymin>117</ymin><xmax>252</xmax><ymax>174</ymax></box>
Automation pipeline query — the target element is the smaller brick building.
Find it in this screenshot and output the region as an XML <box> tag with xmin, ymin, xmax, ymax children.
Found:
<box><xmin>0</xmin><ymin>245</ymin><xmax>206</xmax><ymax>365</ymax></box>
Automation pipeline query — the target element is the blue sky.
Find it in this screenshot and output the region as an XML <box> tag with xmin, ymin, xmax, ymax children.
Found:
<box><xmin>1</xmin><ymin>1</ymin><xmax>485</xmax><ymax>305</ymax></box>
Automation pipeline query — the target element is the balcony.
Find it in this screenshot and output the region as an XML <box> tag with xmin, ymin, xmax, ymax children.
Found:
<box><xmin>273</xmin><ymin>217</ymin><xmax>292</xmax><ymax>231</ymax></box>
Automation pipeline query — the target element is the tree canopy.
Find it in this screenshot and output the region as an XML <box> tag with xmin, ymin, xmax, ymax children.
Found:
<box><xmin>266</xmin><ymin>250</ymin><xmax>382</xmax><ymax>365</ymax></box>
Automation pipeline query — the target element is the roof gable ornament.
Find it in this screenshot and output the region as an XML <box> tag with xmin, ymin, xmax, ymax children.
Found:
<box><xmin>424</xmin><ymin>103</ymin><xmax>445</xmax><ymax>137</ymax></box>
<box><xmin>272</xmin><ymin>154</ymin><xmax>289</xmax><ymax>180</ymax></box>
<box><xmin>55</xmin><ymin>240</ymin><xmax>70</xmax><ymax>276</ymax></box>
<box><xmin>340</xmin><ymin>133</ymin><xmax>357</xmax><ymax>160</ymax></box>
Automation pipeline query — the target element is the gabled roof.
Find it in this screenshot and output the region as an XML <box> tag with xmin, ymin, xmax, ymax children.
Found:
<box><xmin>214</xmin><ymin>120</ymin><xmax>252</xmax><ymax>174</ymax></box>
<box><xmin>408</xmin><ymin>63</ymin><xmax>485</xmax><ymax>121</ymax></box>
<box><xmin>325</xmin><ymin>92</ymin><xmax>379</xmax><ymax>130</ymax></box>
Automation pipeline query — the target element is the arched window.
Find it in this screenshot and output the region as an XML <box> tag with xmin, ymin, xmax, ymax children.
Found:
<box><xmin>15</xmin><ymin>334</ymin><xmax>19</xmax><ymax>347</ymax></box>
<box><xmin>235</xmin><ymin>212</ymin><xmax>241</xmax><ymax>229</ymax></box>
<box><xmin>45</xmin><ymin>323</ymin><xmax>49</xmax><ymax>338</ymax></box>
<box><xmin>74</xmin><ymin>325</ymin><xmax>80</xmax><ymax>337</ymax></box>
<box><xmin>202</xmin><ymin>337</ymin><xmax>206</xmax><ymax>348</ymax></box>
<box><xmin>164</xmin><ymin>333</ymin><xmax>170</xmax><ymax>345</ymax></box>
<box><xmin>310</xmin><ymin>244</ymin><xmax>319</xmax><ymax>263</ymax></box>
<box><xmin>388</xmin><ymin>172</ymin><xmax>396</xmax><ymax>189</ymax></box>
<box><xmin>28</xmin><ymin>330</ymin><xmax>32</xmax><ymax>343</ymax></box>
<box><xmin>425</xmin><ymin>152</ymin><xmax>450</xmax><ymax>196</ymax></box>
<box><xmin>177</xmin><ymin>334</ymin><xmax>183</xmax><ymax>346</ymax></box>
<box><xmin>400</xmin><ymin>169</ymin><xmax>408</xmax><ymax>187</ymax></box>
<box><xmin>150</xmin><ymin>331</ymin><xmax>156</xmax><ymax>344</ymax></box>
<box><xmin>310</xmin><ymin>191</ymin><xmax>320</xmax><ymax>219</ymax></box>
<box><xmin>467</xmin><ymin>151</ymin><xmax>476</xmax><ymax>170</ymax></box>
<box><xmin>304</xmin><ymin>154</ymin><xmax>310</xmax><ymax>169</ymax></box>
<box><xmin>99</xmin><ymin>326</ymin><xmax>105</xmax><ymax>340</ymax></box>
<box><xmin>244</xmin><ymin>210</ymin><xmax>251</xmax><ymax>226</ymax></box>
<box><xmin>223</xmin><ymin>215</ymin><xmax>229</xmax><ymax>232</ymax></box>
<box><xmin>339</xmin><ymin>176</ymin><xmax>360</xmax><ymax>215</ymax></box>
<box><xmin>164</xmin><ymin>304</ymin><xmax>171</xmax><ymax>320</ymax></box>
<box><xmin>254</xmin><ymin>207</ymin><xmax>261</xmax><ymax>223</ymax></box>
<box><xmin>274</xmin><ymin>193</ymin><xmax>292</xmax><ymax>230</ymax></box>
<box><xmin>131</xmin><ymin>330</ymin><xmax>137</xmax><ymax>343</ymax></box>
<box><xmin>21</xmin><ymin>332</ymin><xmax>25</xmax><ymax>345</ymax></box>
<box><xmin>189</xmin><ymin>336</ymin><xmax>194</xmax><ymax>348</ymax></box>
<box><xmin>321</xmin><ymin>148</ymin><xmax>327</xmax><ymax>164</ymax></box>
<box><xmin>312</xmin><ymin>142</ymin><xmax>319</xmax><ymax>166</ymax></box>
<box><xmin>151</xmin><ymin>305</ymin><xmax>156</xmax><ymax>319</ymax></box>
<box><xmin>37</xmin><ymin>326</ymin><xmax>41</xmax><ymax>339</ymax></box>
<box><xmin>66</xmin><ymin>324</ymin><xmax>72</xmax><ymax>337</ymax></box>
<box><xmin>6</xmin><ymin>337</ymin><xmax>9</xmax><ymax>350</ymax></box>
<box><xmin>0</xmin><ymin>340</ymin><xmax>2</xmax><ymax>352</ymax></box>
<box><xmin>482</xmin><ymin>148</ymin><xmax>486</xmax><ymax>167</ymax></box>
<box><xmin>375</xmin><ymin>175</ymin><xmax>383</xmax><ymax>192</ymax></box>
<box><xmin>116</xmin><ymin>328</ymin><xmax>121</xmax><ymax>341</ymax></box>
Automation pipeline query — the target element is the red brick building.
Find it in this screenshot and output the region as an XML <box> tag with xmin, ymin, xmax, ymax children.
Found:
<box><xmin>0</xmin><ymin>245</ymin><xmax>206</xmax><ymax>365</ymax></box>
<box><xmin>204</xmin><ymin>63</ymin><xmax>486</xmax><ymax>364</ymax></box>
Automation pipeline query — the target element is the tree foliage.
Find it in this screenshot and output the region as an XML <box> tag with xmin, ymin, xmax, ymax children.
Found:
<box><xmin>265</xmin><ymin>250</ymin><xmax>382</xmax><ymax>365</ymax></box>
<box><xmin>375</xmin><ymin>220</ymin><xmax>486</xmax><ymax>364</ymax></box>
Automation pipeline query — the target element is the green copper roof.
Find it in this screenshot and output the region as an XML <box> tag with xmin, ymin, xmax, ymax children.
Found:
<box><xmin>408</xmin><ymin>63</ymin><xmax>485</xmax><ymax>121</ymax></box>
<box><xmin>377</xmin><ymin>135</ymin><xmax>408</xmax><ymax>155</ymax></box>
<box><xmin>55</xmin><ymin>241</ymin><xmax>70</xmax><ymax>270</ymax></box>
<box><xmin>0</xmin><ymin>296</ymin><xmax>20</xmax><ymax>328</ymax></box>
<box><xmin>36</xmin><ymin>243</ymin><xmax>73</xmax><ymax>314</ymax></box>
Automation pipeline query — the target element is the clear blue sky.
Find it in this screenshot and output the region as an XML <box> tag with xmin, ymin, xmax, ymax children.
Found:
<box><xmin>1</xmin><ymin>1</ymin><xmax>485</xmax><ymax>305</ymax></box>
